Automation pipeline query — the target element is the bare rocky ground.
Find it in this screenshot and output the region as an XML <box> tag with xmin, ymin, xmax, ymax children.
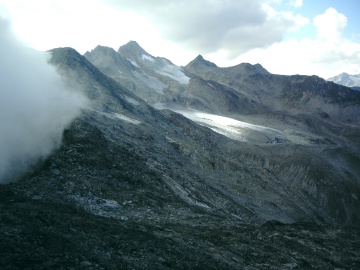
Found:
<box><xmin>1</xmin><ymin>46</ymin><xmax>360</xmax><ymax>269</ymax></box>
<box><xmin>1</xmin><ymin>117</ymin><xmax>359</xmax><ymax>270</ymax></box>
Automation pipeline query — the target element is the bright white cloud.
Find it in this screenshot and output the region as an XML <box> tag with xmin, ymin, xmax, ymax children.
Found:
<box><xmin>104</xmin><ymin>0</ymin><xmax>309</xmax><ymax>58</ymax></box>
<box><xmin>313</xmin><ymin>8</ymin><xmax>347</xmax><ymax>43</ymax></box>
<box><xmin>229</xmin><ymin>7</ymin><xmax>360</xmax><ymax>79</ymax></box>
<box><xmin>0</xmin><ymin>0</ymin><xmax>359</xmax><ymax>79</ymax></box>
<box><xmin>293</xmin><ymin>0</ymin><xmax>303</xmax><ymax>8</ymax></box>
<box><xmin>233</xmin><ymin>39</ymin><xmax>340</xmax><ymax>77</ymax></box>
<box><xmin>0</xmin><ymin>0</ymin><xmax>160</xmax><ymax>53</ymax></box>
<box><xmin>262</xmin><ymin>3</ymin><xmax>309</xmax><ymax>32</ymax></box>
<box><xmin>0</xmin><ymin>0</ymin><xmax>311</xmax><ymax>71</ymax></box>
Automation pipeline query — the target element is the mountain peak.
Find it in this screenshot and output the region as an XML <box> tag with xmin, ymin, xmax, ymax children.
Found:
<box><xmin>92</xmin><ymin>44</ymin><xmax>115</xmax><ymax>52</ymax></box>
<box><xmin>118</xmin><ymin>40</ymin><xmax>148</xmax><ymax>58</ymax></box>
<box><xmin>84</xmin><ymin>44</ymin><xmax>135</xmax><ymax>72</ymax></box>
<box><xmin>328</xmin><ymin>72</ymin><xmax>360</xmax><ymax>87</ymax></box>
<box><xmin>122</xmin><ymin>40</ymin><xmax>142</xmax><ymax>49</ymax></box>
<box><xmin>49</xmin><ymin>47</ymin><xmax>86</xmax><ymax>67</ymax></box>
<box><xmin>194</xmin><ymin>54</ymin><xmax>204</xmax><ymax>61</ymax></box>
<box><xmin>185</xmin><ymin>55</ymin><xmax>217</xmax><ymax>70</ymax></box>
<box><xmin>84</xmin><ymin>45</ymin><xmax>117</xmax><ymax>58</ymax></box>
<box><xmin>232</xmin><ymin>62</ymin><xmax>269</xmax><ymax>75</ymax></box>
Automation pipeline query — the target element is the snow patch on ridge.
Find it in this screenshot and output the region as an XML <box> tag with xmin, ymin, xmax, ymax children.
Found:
<box><xmin>125</xmin><ymin>96</ymin><xmax>140</xmax><ymax>106</ymax></box>
<box><xmin>141</xmin><ymin>54</ymin><xmax>155</xmax><ymax>62</ymax></box>
<box><xmin>173</xmin><ymin>109</ymin><xmax>284</xmax><ymax>142</ymax></box>
<box><xmin>94</xmin><ymin>110</ymin><xmax>141</xmax><ymax>125</ymax></box>
<box><xmin>127</xmin><ymin>58</ymin><xmax>139</xmax><ymax>68</ymax></box>
<box><xmin>156</xmin><ymin>63</ymin><xmax>190</xmax><ymax>85</ymax></box>
<box><xmin>113</xmin><ymin>113</ymin><xmax>141</xmax><ymax>125</ymax></box>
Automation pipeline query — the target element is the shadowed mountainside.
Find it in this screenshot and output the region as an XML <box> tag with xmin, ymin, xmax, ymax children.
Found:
<box><xmin>1</xmin><ymin>45</ymin><xmax>360</xmax><ymax>269</ymax></box>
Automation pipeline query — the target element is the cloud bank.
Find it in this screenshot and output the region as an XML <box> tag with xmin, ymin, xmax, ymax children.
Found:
<box><xmin>2</xmin><ymin>0</ymin><xmax>360</xmax><ymax>78</ymax></box>
<box><xmin>314</xmin><ymin>7</ymin><xmax>347</xmax><ymax>43</ymax></box>
<box><xmin>0</xmin><ymin>18</ymin><xmax>86</xmax><ymax>183</ymax></box>
<box><xmin>235</xmin><ymin>8</ymin><xmax>360</xmax><ymax>78</ymax></box>
<box><xmin>105</xmin><ymin>0</ymin><xmax>308</xmax><ymax>57</ymax></box>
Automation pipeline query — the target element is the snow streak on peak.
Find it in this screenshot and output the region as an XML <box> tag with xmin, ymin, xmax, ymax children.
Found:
<box><xmin>113</xmin><ymin>113</ymin><xmax>141</xmax><ymax>125</ymax></box>
<box><xmin>94</xmin><ymin>110</ymin><xmax>141</xmax><ymax>125</ymax></box>
<box><xmin>156</xmin><ymin>61</ymin><xmax>190</xmax><ymax>85</ymax></box>
<box><xmin>141</xmin><ymin>54</ymin><xmax>155</xmax><ymax>62</ymax></box>
<box><xmin>127</xmin><ymin>58</ymin><xmax>139</xmax><ymax>68</ymax></box>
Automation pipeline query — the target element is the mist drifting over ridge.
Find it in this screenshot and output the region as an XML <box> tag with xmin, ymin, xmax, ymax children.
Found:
<box><xmin>0</xmin><ymin>19</ymin><xmax>87</xmax><ymax>183</ymax></box>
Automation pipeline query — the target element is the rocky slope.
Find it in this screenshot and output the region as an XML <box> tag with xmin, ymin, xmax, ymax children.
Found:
<box><xmin>185</xmin><ymin>56</ymin><xmax>360</xmax><ymax>125</ymax></box>
<box><xmin>1</xmin><ymin>45</ymin><xmax>360</xmax><ymax>269</ymax></box>
<box><xmin>84</xmin><ymin>41</ymin><xmax>189</xmax><ymax>106</ymax></box>
<box><xmin>85</xmin><ymin>42</ymin><xmax>360</xmax><ymax>124</ymax></box>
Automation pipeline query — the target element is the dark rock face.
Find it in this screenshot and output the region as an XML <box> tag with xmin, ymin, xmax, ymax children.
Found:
<box><xmin>1</xmin><ymin>44</ymin><xmax>360</xmax><ymax>269</ymax></box>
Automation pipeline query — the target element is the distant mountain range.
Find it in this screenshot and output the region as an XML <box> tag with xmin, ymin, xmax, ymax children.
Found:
<box><xmin>1</xmin><ymin>41</ymin><xmax>360</xmax><ymax>269</ymax></box>
<box><xmin>328</xmin><ymin>72</ymin><xmax>360</xmax><ymax>89</ymax></box>
<box><xmin>85</xmin><ymin>41</ymin><xmax>360</xmax><ymax>125</ymax></box>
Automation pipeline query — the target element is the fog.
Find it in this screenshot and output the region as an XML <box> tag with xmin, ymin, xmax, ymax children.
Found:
<box><xmin>0</xmin><ymin>19</ymin><xmax>87</xmax><ymax>183</ymax></box>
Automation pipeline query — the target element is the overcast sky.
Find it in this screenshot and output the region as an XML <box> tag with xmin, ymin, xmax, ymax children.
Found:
<box><xmin>1</xmin><ymin>0</ymin><xmax>360</xmax><ymax>78</ymax></box>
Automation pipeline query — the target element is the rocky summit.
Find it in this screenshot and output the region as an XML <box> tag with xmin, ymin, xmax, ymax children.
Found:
<box><xmin>328</xmin><ymin>72</ymin><xmax>360</xmax><ymax>89</ymax></box>
<box><xmin>1</xmin><ymin>42</ymin><xmax>360</xmax><ymax>269</ymax></box>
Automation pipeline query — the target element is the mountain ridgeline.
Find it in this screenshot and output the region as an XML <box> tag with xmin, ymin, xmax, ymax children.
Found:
<box><xmin>328</xmin><ymin>72</ymin><xmax>360</xmax><ymax>88</ymax></box>
<box><xmin>1</xmin><ymin>41</ymin><xmax>360</xmax><ymax>269</ymax></box>
<box><xmin>85</xmin><ymin>41</ymin><xmax>360</xmax><ymax>124</ymax></box>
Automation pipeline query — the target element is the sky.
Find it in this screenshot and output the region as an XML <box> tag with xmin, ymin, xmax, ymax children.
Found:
<box><xmin>0</xmin><ymin>0</ymin><xmax>360</xmax><ymax>78</ymax></box>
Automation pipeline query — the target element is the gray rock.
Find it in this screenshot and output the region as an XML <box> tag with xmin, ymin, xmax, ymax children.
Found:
<box><xmin>0</xmin><ymin>43</ymin><xmax>359</xmax><ymax>270</ymax></box>
<box><xmin>80</xmin><ymin>261</ymin><xmax>92</xmax><ymax>267</ymax></box>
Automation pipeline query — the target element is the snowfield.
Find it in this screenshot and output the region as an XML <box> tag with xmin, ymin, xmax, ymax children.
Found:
<box><xmin>156</xmin><ymin>60</ymin><xmax>190</xmax><ymax>85</ymax></box>
<box><xmin>94</xmin><ymin>110</ymin><xmax>141</xmax><ymax>125</ymax></box>
<box><xmin>168</xmin><ymin>109</ymin><xmax>321</xmax><ymax>145</ymax></box>
<box><xmin>141</xmin><ymin>54</ymin><xmax>155</xmax><ymax>62</ymax></box>
<box><xmin>172</xmin><ymin>109</ymin><xmax>286</xmax><ymax>142</ymax></box>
